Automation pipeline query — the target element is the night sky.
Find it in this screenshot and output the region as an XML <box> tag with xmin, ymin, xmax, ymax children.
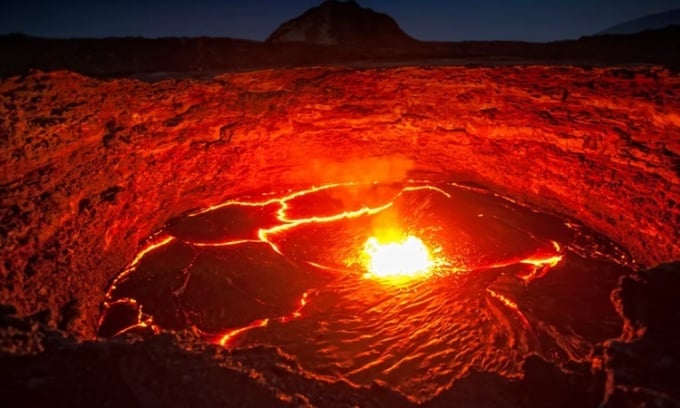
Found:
<box><xmin>2</xmin><ymin>0</ymin><xmax>680</xmax><ymax>42</ymax></box>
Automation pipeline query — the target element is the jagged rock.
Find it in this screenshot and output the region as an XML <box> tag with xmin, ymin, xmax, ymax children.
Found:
<box><xmin>603</xmin><ymin>262</ymin><xmax>680</xmax><ymax>407</ymax></box>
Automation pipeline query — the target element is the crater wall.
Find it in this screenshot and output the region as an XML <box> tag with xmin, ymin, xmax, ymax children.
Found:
<box><xmin>1</xmin><ymin>66</ymin><xmax>678</xmax><ymax>337</ymax></box>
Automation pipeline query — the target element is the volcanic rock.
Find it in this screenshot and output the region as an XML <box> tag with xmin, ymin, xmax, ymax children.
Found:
<box><xmin>603</xmin><ymin>262</ymin><xmax>680</xmax><ymax>406</ymax></box>
<box><xmin>266</xmin><ymin>0</ymin><xmax>420</xmax><ymax>49</ymax></box>
<box><xmin>2</xmin><ymin>66</ymin><xmax>678</xmax><ymax>337</ymax></box>
<box><xmin>0</xmin><ymin>65</ymin><xmax>679</xmax><ymax>406</ymax></box>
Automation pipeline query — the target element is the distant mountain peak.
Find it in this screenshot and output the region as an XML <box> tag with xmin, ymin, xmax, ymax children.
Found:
<box><xmin>266</xmin><ymin>1</ymin><xmax>418</xmax><ymax>49</ymax></box>
<box><xmin>322</xmin><ymin>0</ymin><xmax>359</xmax><ymax>6</ymax></box>
<box><xmin>598</xmin><ymin>8</ymin><xmax>680</xmax><ymax>35</ymax></box>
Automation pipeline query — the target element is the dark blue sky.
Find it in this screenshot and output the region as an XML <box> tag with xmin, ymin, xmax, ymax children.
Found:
<box><xmin>2</xmin><ymin>0</ymin><xmax>680</xmax><ymax>42</ymax></box>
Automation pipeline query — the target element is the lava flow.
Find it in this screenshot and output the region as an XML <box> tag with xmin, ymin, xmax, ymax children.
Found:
<box><xmin>99</xmin><ymin>181</ymin><xmax>633</xmax><ymax>401</ymax></box>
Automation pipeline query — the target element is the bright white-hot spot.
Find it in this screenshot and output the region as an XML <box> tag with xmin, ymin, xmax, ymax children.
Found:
<box><xmin>363</xmin><ymin>235</ymin><xmax>432</xmax><ymax>280</ymax></box>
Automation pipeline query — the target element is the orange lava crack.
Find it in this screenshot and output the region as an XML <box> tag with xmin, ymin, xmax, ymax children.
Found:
<box><xmin>212</xmin><ymin>290</ymin><xmax>313</xmax><ymax>346</ymax></box>
<box><xmin>486</xmin><ymin>289</ymin><xmax>531</xmax><ymax>329</ymax></box>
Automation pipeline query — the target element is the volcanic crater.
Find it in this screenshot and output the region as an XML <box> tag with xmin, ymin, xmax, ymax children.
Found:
<box><xmin>1</xmin><ymin>65</ymin><xmax>679</xmax><ymax>407</ymax></box>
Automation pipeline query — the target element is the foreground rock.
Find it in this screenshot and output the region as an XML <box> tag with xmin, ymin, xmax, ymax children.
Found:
<box><xmin>0</xmin><ymin>304</ymin><xmax>606</xmax><ymax>407</ymax></box>
<box><xmin>604</xmin><ymin>262</ymin><xmax>680</xmax><ymax>406</ymax></box>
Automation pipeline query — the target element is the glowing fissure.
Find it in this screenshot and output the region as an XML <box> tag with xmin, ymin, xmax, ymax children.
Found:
<box><xmin>486</xmin><ymin>288</ymin><xmax>530</xmax><ymax>329</ymax></box>
<box><xmin>99</xmin><ymin>298</ymin><xmax>160</xmax><ymax>337</ymax></box>
<box><xmin>111</xmin><ymin>234</ymin><xmax>175</xmax><ymax>288</ymax></box>
<box><xmin>258</xmin><ymin>201</ymin><xmax>394</xmax><ymax>255</ymax></box>
<box><xmin>97</xmin><ymin>235</ymin><xmax>176</xmax><ymax>337</ymax></box>
<box><xmin>187</xmin><ymin>182</ymin><xmax>355</xmax><ymax>217</ymax></box>
<box><xmin>192</xmin><ymin>238</ymin><xmax>261</xmax><ymax>248</ymax></box>
<box><xmin>215</xmin><ymin>290</ymin><xmax>312</xmax><ymax>346</ymax></box>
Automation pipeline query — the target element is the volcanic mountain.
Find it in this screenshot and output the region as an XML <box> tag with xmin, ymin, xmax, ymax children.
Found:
<box><xmin>266</xmin><ymin>0</ymin><xmax>420</xmax><ymax>50</ymax></box>
<box><xmin>598</xmin><ymin>8</ymin><xmax>680</xmax><ymax>35</ymax></box>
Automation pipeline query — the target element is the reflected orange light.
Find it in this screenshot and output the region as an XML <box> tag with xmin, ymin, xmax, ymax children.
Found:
<box><xmin>363</xmin><ymin>235</ymin><xmax>432</xmax><ymax>280</ymax></box>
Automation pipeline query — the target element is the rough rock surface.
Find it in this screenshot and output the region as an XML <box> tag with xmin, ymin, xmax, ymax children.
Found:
<box><xmin>0</xmin><ymin>303</ymin><xmax>606</xmax><ymax>407</ymax></box>
<box><xmin>0</xmin><ymin>66</ymin><xmax>679</xmax><ymax>406</ymax></box>
<box><xmin>1</xmin><ymin>66</ymin><xmax>678</xmax><ymax>334</ymax></box>
<box><xmin>603</xmin><ymin>262</ymin><xmax>680</xmax><ymax>406</ymax></box>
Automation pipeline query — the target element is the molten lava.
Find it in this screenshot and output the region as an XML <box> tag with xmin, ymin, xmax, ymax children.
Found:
<box><xmin>98</xmin><ymin>181</ymin><xmax>634</xmax><ymax>402</ymax></box>
<box><xmin>363</xmin><ymin>235</ymin><xmax>433</xmax><ymax>280</ymax></box>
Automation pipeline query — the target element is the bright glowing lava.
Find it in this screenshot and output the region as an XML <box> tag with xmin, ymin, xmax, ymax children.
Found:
<box><xmin>98</xmin><ymin>181</ymin><xmax>633</xmax><ymax>402</ymax></box>
<box><xmin>363</xmin><ymin>235</ymin><xmax>433</xmax><ymax>280</ymax></box>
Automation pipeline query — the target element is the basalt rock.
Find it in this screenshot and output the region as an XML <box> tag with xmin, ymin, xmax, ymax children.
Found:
<box><xmin>603</xmin><ymin>262</ymin><xmax>680</xmax><ymax>406</ymax></box>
